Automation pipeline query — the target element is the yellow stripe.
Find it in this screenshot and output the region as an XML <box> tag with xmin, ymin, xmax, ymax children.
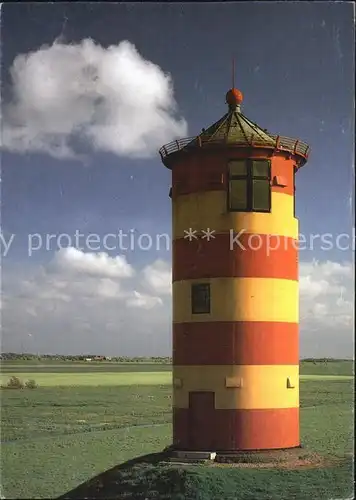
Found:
<box><xmin>173</xmin><ymin>364</ymin><xmax>299</xmax><ymax>409</ymax></box>
<box><xmin>173</xmin><ymin>191</ymin><xmax>298</xmax><ymax>240</ymax></box>
<box><xmin>173</xmin><ymin>277</ymin><xmax>298</xmax><ymax>323</ymax></box>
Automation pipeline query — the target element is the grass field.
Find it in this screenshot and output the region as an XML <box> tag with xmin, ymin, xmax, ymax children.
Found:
<box><xmin>0</xmin><ymin>361</ymin><xmax>354</xmax><ymax>499</ymax></box>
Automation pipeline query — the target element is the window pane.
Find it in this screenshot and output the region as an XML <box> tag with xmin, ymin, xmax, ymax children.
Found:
<box><xmin>252</xmin><ymin>180</ymin><xmax>270</xmax><ymax>211</ymax></box>
<box><xmin>192</xmin><ymin>284</ymin><xmax>210</xmax><ymax>314</ymax></box>
<box><xmin>252</xmin><ymin>160</ymin><xmax>269</xmax><ymax>177</ymax></box>
<box><xmin>228</xmin><ymin>160</ymin><xmax>247</xmax><ymax>176</ymax></box>
<box><xmin>229</xmin><ymin>180</ymin><xmax>247</xmax><ymax>210</ymax></box>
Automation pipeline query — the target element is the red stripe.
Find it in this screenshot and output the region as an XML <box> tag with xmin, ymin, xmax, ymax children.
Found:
<box><xmin>171</xmin><ymin>151</ymin><xmax>294</xmax><ymax>196</ymax></box>
<box><xmin>173</xmin><ymin>233</ymin><xmax>298</xmax><ymax>282</ymax></box>
<box><xmin>173</xmin><ymin>407</ymin><xmax>299</xmax><ymax>451</ymax></box>
<box><xmin>173</xmin><ymin>322</ymin><xmax>298</xmax><ymax>365</ymax></box>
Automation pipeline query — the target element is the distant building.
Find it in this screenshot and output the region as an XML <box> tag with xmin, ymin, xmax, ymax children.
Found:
<box><xmin>85</xmin><ymin>358</ymin><xmax>92</xmax><ymax>362</ymax></box>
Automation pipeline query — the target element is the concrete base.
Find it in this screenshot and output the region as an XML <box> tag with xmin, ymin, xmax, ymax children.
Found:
<box><xmin>164</xmin><ymin>444</ymin><xmax>327</xmax><ymax>469</ymax></box>
<box><xmin>215</xmin><ymin>447</ymin><xmax>304</xmax><ymax>464</ymax></box>
<box><xmin>169</xmin><ymin>450</ymin><xmax>217</xmax><ymax>463</ymax></box>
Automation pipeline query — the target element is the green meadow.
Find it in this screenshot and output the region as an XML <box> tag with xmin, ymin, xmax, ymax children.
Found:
<box><xmin>0</xmin><ymin>360</ymin><xmax>354</xmax><ymax>499</ymax></box>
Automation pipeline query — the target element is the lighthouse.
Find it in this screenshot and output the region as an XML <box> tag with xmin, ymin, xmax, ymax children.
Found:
<box><xmin>159</xmin><ymin>84</ymin><xmax>310</xmax><ymax>452</ymax></box>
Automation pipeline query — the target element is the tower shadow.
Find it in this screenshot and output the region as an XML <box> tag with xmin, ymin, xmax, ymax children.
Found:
<box><xmin>57</xmin><ymin>449</ymin><xmax>182</xmax><ymax>500</ymax></box>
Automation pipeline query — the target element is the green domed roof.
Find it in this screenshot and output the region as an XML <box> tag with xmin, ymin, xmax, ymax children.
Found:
<box><xmin>159</xmin><ymin>88</ymin><xmax>310</xmax><ymax>169</ymax></box>
<box><xmin>189</xmin><ymin>107</ymin><xmax>276</xmax><ymax>147</ymax></box>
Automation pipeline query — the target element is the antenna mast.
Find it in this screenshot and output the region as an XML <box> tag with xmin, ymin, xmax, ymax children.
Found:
<box><xmin>232</xmin><ymin>58</ymin><xmax>235</xmax><ymax>88</ymax></box>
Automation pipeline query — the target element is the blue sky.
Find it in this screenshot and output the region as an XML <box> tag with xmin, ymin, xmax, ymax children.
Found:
<box><xmin>1</xmin><ymin>3</ymin><xmax>354</xmax><ymax>357</ymax></box>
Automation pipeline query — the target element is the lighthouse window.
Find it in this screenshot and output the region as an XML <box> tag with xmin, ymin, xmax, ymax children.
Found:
<box><xmin>252</xmin><ymin>160</ymin><xmax>269</xmax><ymax>177</ymax></box>
<box><xmin>191</xmin><ymin>283</ymin><xmax>210</xmax><ymax>314</ymax></box>
<box><xmin>229</xmin><ymin>180</ymin><xmax>248</xmax><ymax>210</ymax></box>
<box><xmin>229</xmin><ymin>159</ymin><xmax>247</xmax><ymax>176</ymax></box>
<box><xmin>228</xmin><ymin>159</ymin><xmax>271</xmax><ymax>213</ymax></box>
<box><xmin>252</xmin><ymin>179</ymin><xmax>270</xmax><ymax>211</ymax></box>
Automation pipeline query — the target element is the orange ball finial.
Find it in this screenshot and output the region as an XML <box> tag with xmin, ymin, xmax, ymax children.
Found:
<box><xmin>226</xmin><ymin>88</ymin><xmax>243</xmax><ymax>108</ymax></box>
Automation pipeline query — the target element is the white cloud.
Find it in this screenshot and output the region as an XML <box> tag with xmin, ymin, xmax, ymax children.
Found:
<box><xmin>126</xmin><ymin>291</ymin><xmax>163</xmax><ymax>310</ymax></box>
<box><xmin>52</xmin><ymin>246</ymin><xmax>134</xmax><ymax>278</ymax></box>
<box><xmin>1</xmin><ymin>248</ymin><xmax>171</xmax><ymax>356</ymax></box>
<box><xmin>300</xmin><ymin>259</ymin><xmax>354</xmax><ymax>328</ymax></box>
<box><xmin>142</xmin><ymin>259</ymin><xmax>172</xmax><ymax>296</ymax></box>
<box><xmin>299</xmin><ymin>260</ymin><xmax>354</xmax><ymax>358</ymax></box>
<box><xmin>2</xmin><ymin>39</ymin><xmax>187</xmax><ymax>160</ymax></box>
<box><xmin>0</xmin><ymin>253</ymin><xmax>353</xmax><ymax>358</ymax></box>
<box><xmin>96</xmin><ymin>279</ymin><xmax>123</xmax><ymax>300</ymax></box>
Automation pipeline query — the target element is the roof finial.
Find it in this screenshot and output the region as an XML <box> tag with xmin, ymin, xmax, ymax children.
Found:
<box><xmin>226</xmin><ymin>57</ymin><xmax>243</xmax><ymax>111</ymax></box>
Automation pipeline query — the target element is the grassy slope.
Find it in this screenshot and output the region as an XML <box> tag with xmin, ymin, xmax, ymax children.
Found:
<box><xmin>0</xmin><ymin>361</ymin><xmax>354</xmax><ymax>499</ymax></box>
<box><xmin>64</xmin><ymin>459</ymin><xmax>352</xmax><ymax>500</ymax></box>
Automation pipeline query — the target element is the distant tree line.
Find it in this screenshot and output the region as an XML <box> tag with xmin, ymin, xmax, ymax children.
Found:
<box><xmin>0</xmin><ymin>352</ymin><xmax>173</xmax><ymax>363</ymax></box>
<box><xmin>0</xmin><ymin>353</ymin><xmax>351</xmax><ymax>363</ymax></box>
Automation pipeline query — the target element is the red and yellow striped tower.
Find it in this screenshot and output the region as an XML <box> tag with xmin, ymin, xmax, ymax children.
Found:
<box><xmin>159</xmin><ymin>86</ymin><xmax>310</xmax><ymax>452</ymax></box>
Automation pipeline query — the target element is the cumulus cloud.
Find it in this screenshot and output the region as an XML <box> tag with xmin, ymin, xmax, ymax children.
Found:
<box><xmin>2</xmin><ymin>39</ymin><xmax>187</xmax><ymax>160</ymax></box>
<box><xmin>299</xmin><ymin>260</ymin><xmax>354</xmax><ymax>358</ymax></box>
<box><xmin>1</xmin><ymin>248</ymin><xmax>172</xmax><ymax>356</ymax></box>
<box><xmin>300</xmin><ymin>260</ymin><xmax>354</xmax><ymax>328</ymax></box>
<box><xmin>51</xmin><ymin>247</ymin><xmax>134</xmax><ymax>278</ymax></box>
<box><xmin>126</xmin><ymin>291</ymin><xmax>163</xmax><ymax>310</ymax></box>
<box><xmin>142</xmin><ymin>259</ymin><xmax>172</xmax><ymax>296</ymax></box>
<box><xmin>0</xmin><ymin>252</ymin><xmax>353</xmax><ymax>358</ymax></box>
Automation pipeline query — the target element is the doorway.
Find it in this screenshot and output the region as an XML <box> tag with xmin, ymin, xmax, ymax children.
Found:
<box><xmin>188</xmin><ymin>391</ymin><xmax>215</xmax><ymax>450</ymax></box>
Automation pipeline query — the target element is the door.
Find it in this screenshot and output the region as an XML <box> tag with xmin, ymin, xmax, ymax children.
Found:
<box><xmin>188</xmin><ymin>391</ymin><xmax>215</xmax><ymax>450</ymax></box>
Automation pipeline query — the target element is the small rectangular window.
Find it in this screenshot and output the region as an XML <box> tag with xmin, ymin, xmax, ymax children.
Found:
<box><xmin>191</xmin><ymin>283</ymin><xmax>210</xmax><ymax>314</ymax></box>
<box><xmin>252</xmin><ymin>179</ymin><xmax>271</xmax><ymax>211</ymax></box>
<box><xmin>229</xmin><ymin>179</ymin><xmax>248</xmax><ymax>210</ymax></box>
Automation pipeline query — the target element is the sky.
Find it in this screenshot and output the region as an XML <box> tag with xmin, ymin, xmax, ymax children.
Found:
<box><xmin>0</xmin><ymin>2</ymin><xmax>354</xmax><ymax>358</ymax></box>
